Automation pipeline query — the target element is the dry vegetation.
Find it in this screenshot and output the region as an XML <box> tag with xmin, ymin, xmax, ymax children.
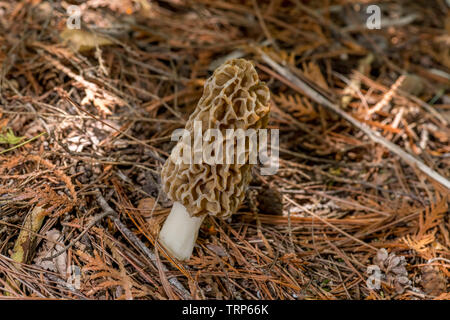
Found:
<box><xmin>0</xmin><ymin>0</ymin><xmax>449</xmax><ymax>300</ymax></box>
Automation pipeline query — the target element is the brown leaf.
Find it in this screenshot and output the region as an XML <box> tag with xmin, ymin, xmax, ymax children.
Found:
<box><xmin>421</xmin><ymin>265</ymin><xmax>447</xmax><ymax>297</ymax></box>
<box><xmin>60</xmin><ymin>28</ymin><xmax>113</xmax><ymax>52</ymax></box>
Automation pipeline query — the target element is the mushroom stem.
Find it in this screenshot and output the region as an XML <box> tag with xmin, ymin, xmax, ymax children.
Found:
<box><xmin>159</xmin><ymin>201</ymin><xmax>205</xmax><ymax>261</ymax></box>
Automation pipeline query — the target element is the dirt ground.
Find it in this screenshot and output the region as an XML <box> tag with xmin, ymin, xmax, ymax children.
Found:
<box><xmin>0</xmin><ymin>0</ymin><xmax>449</xmax><ymax>300</ymax></box>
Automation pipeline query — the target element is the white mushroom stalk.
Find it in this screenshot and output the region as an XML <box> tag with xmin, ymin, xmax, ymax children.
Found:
<box><xmin>159</xmin><ymin>58</ymin><xmax>271</xmax><ymax>261</ymax></box>
<box><xmin>159</xmin><ymin>202</ymin><xmax>205</xmax><ymax>261</ymax></box>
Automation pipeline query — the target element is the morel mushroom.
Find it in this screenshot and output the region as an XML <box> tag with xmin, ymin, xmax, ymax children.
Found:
<box><xmin>159</xmin><ymin>58</ymin><xmax>270</xmax><ymax>260</ymax></box>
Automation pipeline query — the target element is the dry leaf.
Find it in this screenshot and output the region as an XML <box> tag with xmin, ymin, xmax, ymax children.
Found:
<box><xmin>206</xmin><ymin>244</ymin><xmax>228</xmax><ymax>257</ymax></box>
<box><xmin>137</xmin><ymin>197</ymin><xmax>157</xmax><ymax>212</ymax></box>
<box><xmin>138</xmin><ymin>197</ymin><xmax>161</xmax><ymax>236</ymax></box>
<box><xmin>11</xmin><ymin>206</ymin><xmax>46</xmax><ymax>264</ymax></box>
<box><xmin>33</xmin><ymin>229</ymin><xmax>67</xmax><ymax>278</ymax></box>
<box><xmin>421</xmin><ymin>265</ymin><xmax>447</xmax><ymax>297</ymax></box>
<box><xmin>60</xmin><ymin>28</ymin><xmax>113</xmax><ymax>52</ymax></box>
<box><xmin>303</xmin><ymin>61</ymin><xmax>329</xmax><ymax>90</ymax></box>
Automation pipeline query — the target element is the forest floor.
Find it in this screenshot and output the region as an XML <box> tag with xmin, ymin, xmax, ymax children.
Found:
<box><xmin>0</xmin><ymin>0</ymin><xmax>449</xmax><ymax>300</ymax></box>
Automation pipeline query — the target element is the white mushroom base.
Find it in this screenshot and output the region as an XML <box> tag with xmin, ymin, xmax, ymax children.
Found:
<box><xmin>158</xmin><ymin>201</ymin><xmax>205</xmax><ymax>261</ymax></box>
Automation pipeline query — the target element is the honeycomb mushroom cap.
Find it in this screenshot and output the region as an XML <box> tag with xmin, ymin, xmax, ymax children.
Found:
<box><xmin>161</xmin><ymin>58</ymin><xmax>270</xmax><ymax>218</ymax></box>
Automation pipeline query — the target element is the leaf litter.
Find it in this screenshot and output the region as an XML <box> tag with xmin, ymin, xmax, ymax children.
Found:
<box><xmin>0</xmin><ymin>0</ymin><xmax>448</xmax><ymax>300</ymax></box>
